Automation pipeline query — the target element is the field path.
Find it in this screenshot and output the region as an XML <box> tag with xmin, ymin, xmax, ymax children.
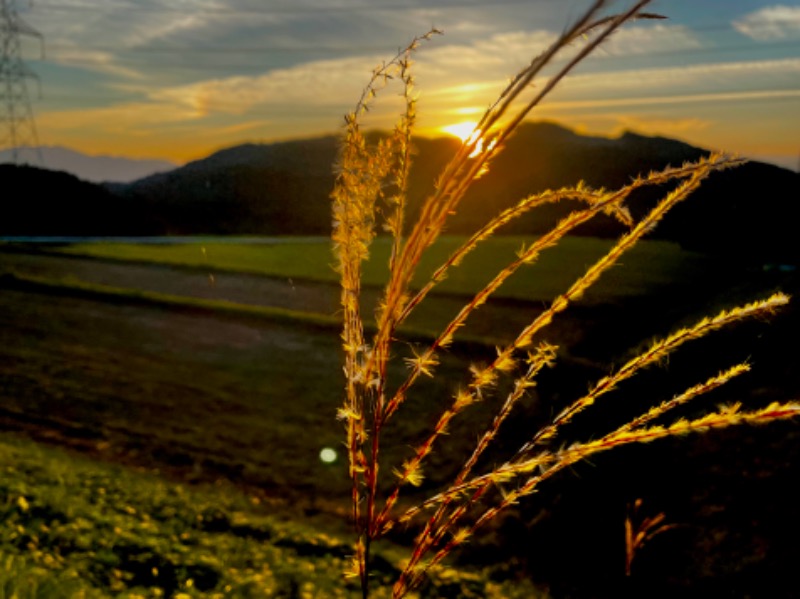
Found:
<box><xmin>0</xmin><ymin>246</ymin><xmax>586</xmax><ymax>346</ymax></box>
<box><xmin>0</xmin><ymin>247</ymin><xmax>340</xmax><ymax>315</ymax></box>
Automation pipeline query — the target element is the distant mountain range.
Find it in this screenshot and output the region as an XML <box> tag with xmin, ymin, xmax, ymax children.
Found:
<box><xmin>0</xmin><ymin>146</ymin><xmax>176</xmax><ymax>183</ymax></box>
<box><xmin>2</xmin><ymin>122</ymin><xmax>797</xmax><ymax>262</ymax></box>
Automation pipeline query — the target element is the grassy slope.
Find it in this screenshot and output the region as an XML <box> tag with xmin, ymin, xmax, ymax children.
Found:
<box><xmin>0</xmin><ymin>434</ymin><xmax>539</xmax><ymax>598</ymax></box>
<box><xmin>53</xmin><ymin>236</ymin><xmax>710</xmax><ymax>304</ymax></box>
<box><xmin>0</xmin><ymin>281</ymin><xmax>516</xmax><ymax>504</ymax></box>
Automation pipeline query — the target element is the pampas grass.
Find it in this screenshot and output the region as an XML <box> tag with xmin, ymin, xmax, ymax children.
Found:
<box><xmin>330</xmin><ymin>1</ymin><xmax>798</xmax><ymax>596</ymax></box>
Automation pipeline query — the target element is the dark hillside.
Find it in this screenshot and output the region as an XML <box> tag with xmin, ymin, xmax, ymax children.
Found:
<box><xmin>0</xmin><ymin>165</ymin><xmax>159</xmax><ymax>236</ymax></box>
<box><xmin>446</xmin><ymin>124</ymin><xmax>708</xmax><ymax>236</ymax></box>
<box><xmin>115</xmin><ymin>136</ymin><xmax>339</xmax><ymax>235</ymax></box>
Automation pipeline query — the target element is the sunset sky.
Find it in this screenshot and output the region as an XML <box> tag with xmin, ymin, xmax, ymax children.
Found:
<box><xmin>11</xmin><ymin>0</ymin><xmax>800</xmax><ymax>169</ymax></box>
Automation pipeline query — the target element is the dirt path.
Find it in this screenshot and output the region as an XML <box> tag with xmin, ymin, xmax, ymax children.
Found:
<box><xmin>0</xmin><ymin>247</ymin><xmax>591</xmax><ymax>346</ymax></box>
<box><xmin>0</xmin><ymin>247</ymin><xmax>341</xmax><ymax>314</ymax></box>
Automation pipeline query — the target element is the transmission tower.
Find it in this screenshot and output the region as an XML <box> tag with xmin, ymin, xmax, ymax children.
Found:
<box><xmin>0</xmin><ymin>0</ymin><xmax>43</xmax><ymax>165</ymax></box>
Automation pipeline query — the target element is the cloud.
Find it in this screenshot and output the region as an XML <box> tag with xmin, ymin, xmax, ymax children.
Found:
<box><xmin>733</xmin><ymin>5</ymin><xmax>800</xmax><ymax>41</ymax></box>
<box><xmin>543</xmin><ymin>89</ymin><xmax>800</xmax><ymax>111</ymax></box>
<box><xmin>118</xmin><ymin>36</ymin><xmax>800</xmax><ymax>134</ymax></box>
<box><xmin>148</xmin><ymin>54</ymin><xmax>378</xmax><ymax>116</ymax></box>
<box><xmin>140</xmin><ymin>29</ymin><xmax>557</xmax><ymax>120</ymax></box>
<box><xmin>38</xmin><ymin>100</ymin><xmax>204</xmax><ymax>136</ymax></box>
<box><xmin>50</xmin><ymin>46</ymin><xmax>145</xmax><ymax>80</ymax></box>
<box><xmin>417</xmin><ymin>30</ymin><xmax>556</xmax><ymax>78</ymax></box>
<box><xmin>38</xmin><ymin>0</ymin><xmax>283</xmax><ymax>80</ymax></box>
<box><xmin>598</xmin><ymin>24</ymin><xmax>702</xmax><ymax>56</ymax></box>
<box><xmin>553</xmin><ymin>58</ymin><xmax>800</xmax><ymax>97</ymax></box>
<box><xmin>414</xmin><ymin>24</ymin><xmax>701</xmax><ymax>81</ymax></box>
<box><xmin>33</xmin><ymin>9</ymin><xmax>800</xmax><ymax>157</ymax></box>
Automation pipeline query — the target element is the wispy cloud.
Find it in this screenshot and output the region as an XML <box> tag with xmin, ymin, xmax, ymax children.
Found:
<box><xmin>73</xmin><ymin>37</ymin><xmax>800</xmax><ymax>133</ymax></box>
<box><xmin>418</xmin><ymin>56</ymin><xmax>800</xmax><ymax>126</ymax></box>
<box><xmin>50</xmin><ymin>46</ymin><xmax>145</xmax><ymax>80</ymax></box>
<box><xmin>555</xmin><ymin>58</ymin><xmax>800</xmax><ymax>96</ymax></box>
<box><xmin>416</xmin><ymin>24</ymin><xmax>702</xmax><ymax>79</ymax></box>
<box><xmin>148</xmin><ymin>54</ymin><xmax>377</xmax><ymax>116</ymax></box>
<box><xmin>597</xmin><ymin>24</ymin><xmax>702</xmax><ymax>56</ymax></box>
<box><xmin>38</xmin><ymin>0</ymin><xmax>282</xmax><ymax>80</ymax></box>
<box><xmin>38</xmin><ymin>100</ymin><xmax>204</xmax><ymax>135</ymax></box>
<box><xmin>543</xmin><ymin>89</ymin><xmax>800</xmax><ymax>111</ymax></box>
<box><xmin>733</xmin><ymin>5</ymin><xmax>800</xmax><ymax>40</ymax></box>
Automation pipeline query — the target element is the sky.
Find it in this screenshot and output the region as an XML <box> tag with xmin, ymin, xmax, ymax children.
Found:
<box><xmin>8</xmin><ymin>0</ymin><xmax>800</xmax><ymax>169</ymax></box>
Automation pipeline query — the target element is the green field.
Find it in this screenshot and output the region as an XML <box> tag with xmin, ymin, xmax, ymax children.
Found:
<box><xmin>54</xmin><ymin>236</ymin><xmax>712</xmax><ymax>304</ymax></box>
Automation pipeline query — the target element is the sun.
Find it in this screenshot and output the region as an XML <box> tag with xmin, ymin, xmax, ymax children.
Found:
<box><xmin>441</xmin><ymin>121</ymin><xmax>480</xmax><ymax>143</ymax></box>
<box><xmin>441</xmin><ymin>120</ymin><xmax>496</xmax><ymax>158</ymax></box>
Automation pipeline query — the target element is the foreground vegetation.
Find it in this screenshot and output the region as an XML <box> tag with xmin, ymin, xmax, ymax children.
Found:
<box><xmin>0</xmin><ymin>243</ymin><xmax>798</xmax><ymax>597</ymax></box>
<box><xmin>0</xmin><ymin>434</ymin><xmax>540</xmax><ymax>598</ymax></box>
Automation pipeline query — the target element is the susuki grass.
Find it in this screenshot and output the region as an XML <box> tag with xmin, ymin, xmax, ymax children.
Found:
<box><xmin>330</xmin><ymin>1</ymin><xmax>799</xmax><ymax>597</ymax></box>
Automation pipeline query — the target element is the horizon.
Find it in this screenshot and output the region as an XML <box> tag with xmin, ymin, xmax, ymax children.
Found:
<box><xmin>3</xmin><ymin>1</ymin><xmax>799</xmax><ymax>170</ymax></box>
<box><xmin>4</xmin><ymin>119</ymin><xmax>799</xmax><ymax>174</ymax></box>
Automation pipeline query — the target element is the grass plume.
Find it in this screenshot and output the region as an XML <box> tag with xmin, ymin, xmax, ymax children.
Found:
<box><xmin>330</xmin><ymin>2</ymin><xmax>798</xmax><ymax>596</ymax></box>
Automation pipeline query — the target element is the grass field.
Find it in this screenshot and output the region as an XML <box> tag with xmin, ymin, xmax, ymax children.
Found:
<box><xmin>1</xmin><ymin>241</ymin><xmax>798</xmax><ymax>597</ymax></box>
<box><xmin>0</xmin><ymin>273</ymin><xmax>538</xmax><ymax>597</ymax></box>
<box><xmin>53</xmin><ymin>236</ymin><xmax>712</xmax><ymax>304</ymax></box>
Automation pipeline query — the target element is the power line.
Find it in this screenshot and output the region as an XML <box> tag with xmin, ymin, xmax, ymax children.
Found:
<box><xmin>0</xmin><ymin>0</ymin><xmax>44</xmax><ymax>165</ymax></box>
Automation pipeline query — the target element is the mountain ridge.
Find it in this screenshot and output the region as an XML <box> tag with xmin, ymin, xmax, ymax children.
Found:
<box><xmin>0</xmin><ymin>146</ymin><xmax>176</xmax><ymax>184</ymax></box>
<box><xmin>3</xmin><ymin>122</ymin><xmax>797</xmax><ymax>262</ymax></box>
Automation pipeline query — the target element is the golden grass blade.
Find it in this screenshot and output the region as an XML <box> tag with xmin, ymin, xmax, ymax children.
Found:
<box><xmin>619</xmin><ymin>363</ymin><xmax>751</xmax><ymax>433</ymax></box>
<box><xmin>384</xmin><ymin>156</ymin><xmax>741</xmax><ymax>429</ymax></box>
<box><xmin>398</xmin><ymin>154</ymin><xmax>743</xmax><ymax>329</ymax></box>
<box><xmin>528</xmin><ymin>292</ymin><xmax>788</xmax><ymax>449</ymax></box>
<box><xmin>388</xmin><ymin>321</ymin><xmax>784</xmax><ymax>553</ymax></box>
<box><xmin>366</xmin><ymin>3</ymin><xmax>657</xmax><ymax>405</ymax></box>
<box><xmin>485</xmin><ymin>2</ymin><xmax>653</xmax><ymax>157</ymax></box>
<box><xmin>377</xmin><ymin>154</ymin><xmax>744</xmax><ymax>544</ymax></box>
<box><xmin>386</xmin><ymin>344</ymin><xmax>556</xmax><ymax>586</ymax></box>
<box><xmin>400</xmin><ymin>401</ymin><xmax>800</xmax><ymax>591</ymax></box>
<box><xmin>511</xmin><ymin>153</ymin><xmax>740</xmax><ymax>351</ymax></box>
<box><xmin>389</xmin><ymin>363</ymin><xmax>753</xmax><ymax>551</ymax></box>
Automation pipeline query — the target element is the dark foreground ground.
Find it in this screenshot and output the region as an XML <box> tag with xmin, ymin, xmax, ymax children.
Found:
<box><xmin>1</xmin><ymin>245</ymin><xmax>799</xmax><ymax>598</ymax></box>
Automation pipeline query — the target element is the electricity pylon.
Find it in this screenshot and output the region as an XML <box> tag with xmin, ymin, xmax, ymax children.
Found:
<box><xmin>0</xmin><ymin>0</ymin><xmax>43</xmax><ymax>165</ymax></box>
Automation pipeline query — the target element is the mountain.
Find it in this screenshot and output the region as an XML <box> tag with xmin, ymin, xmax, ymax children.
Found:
<box><xmin>3</xmin><ymin>123</ymin><xmax>797</xmax><ymax>263</ymax></box>
<box><xmin>0</xmin><ymin>146</ymin><xmax>176</xmax><ymax>183</ymax></box>
<box><xmin>114</xmin><ymin>122</ymin><xmax>798</xmax><ymax>262</ymax></box>
<box><xmin>113</xmin><ymin>136</ymin><xmax>338</xmax><ymax>235</ymax></box>
<box><xmin>0</xmin><ymin>165</ymin><xmax>160</xmax><ymax>236</ymax></box>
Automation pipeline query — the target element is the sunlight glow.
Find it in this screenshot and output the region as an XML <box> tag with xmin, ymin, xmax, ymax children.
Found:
<box><xmin>441</xmin><ymin>120</ymin><xmax>500</xmax><ymax>160</ymax></box>
<box><xmin>441</xmin><ymin>121</ymin><xmax>480</xmax><ymax>143</ymax></box>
